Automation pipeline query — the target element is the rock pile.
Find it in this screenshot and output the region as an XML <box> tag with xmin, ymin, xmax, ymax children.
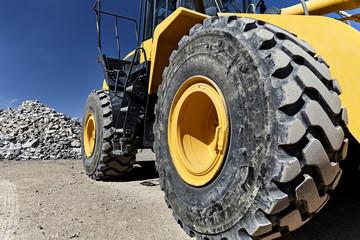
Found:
<box><xmin>0</xmin><ymin>100</ymin><xmax>82</xmax><ymax>160</ymax></box>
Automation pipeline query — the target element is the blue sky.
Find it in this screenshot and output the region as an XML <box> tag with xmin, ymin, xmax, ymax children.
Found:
<box><xmin>0</xmin><ymin>0</ymin><xmax>359</xmax><ymax>119</ymax></box>
<box><xmin>0</xmin><ymin>0</ymin><xmax>139</xmax><ymax>119</ymax></box>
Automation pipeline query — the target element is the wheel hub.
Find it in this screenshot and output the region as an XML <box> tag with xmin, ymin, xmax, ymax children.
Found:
<box><xmin>84</xmin><ymin>113</ymin><xmax>96</xmax><ymax>157</ymax></box>
<box><xmin>168</xmin><ymin>76</ymin><xmax>229</xmax><ymax>187</ymax></box>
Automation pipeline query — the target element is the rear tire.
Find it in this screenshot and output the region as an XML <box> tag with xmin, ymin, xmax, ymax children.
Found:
<box><xmin>154</xmin><ymin>16</ymin><xmax>348</xmax><ymax>239</ymax></box>
<box><xmin>81</xmin><ymin>90</ymin><xmax>136</xmax><ymax>180</ymax></box>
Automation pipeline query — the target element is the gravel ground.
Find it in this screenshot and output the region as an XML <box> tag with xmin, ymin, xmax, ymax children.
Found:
<box><xmin>0</xmin><ymin>150</ymin><xmax>359</xmax><ymax>240</ymax></box>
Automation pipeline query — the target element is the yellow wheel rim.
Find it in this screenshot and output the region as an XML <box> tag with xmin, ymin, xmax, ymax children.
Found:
<box><xmin>84</xmin><ymin>113</ymin><xmax>96</xmax><ymax>157</ymax></box>
<box><xmin>168</xmin><ymin>76</ymin><xmax>229</xmax><ymax>187</ymax></box>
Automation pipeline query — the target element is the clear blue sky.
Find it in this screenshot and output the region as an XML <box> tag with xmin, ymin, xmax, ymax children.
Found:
<box><xmin>0</xmin><ymin>0</ymin><xmax>139</xmax><ymax>119</ymax></box>
<box><xmin>0</xmin><ymin>0</ymin><xmax>359</xmax><ymax>119</ymax></box>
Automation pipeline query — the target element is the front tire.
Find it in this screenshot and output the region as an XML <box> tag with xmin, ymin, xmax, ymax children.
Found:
<box><xmin>81</xmin><ymin>90</ymin><xmax>136</xmax><ymax>180</ymax></box>
<box><xmin>154</xmin><ymin>16</ymin><xmax>348</xmax><ymax>239</ymax></box>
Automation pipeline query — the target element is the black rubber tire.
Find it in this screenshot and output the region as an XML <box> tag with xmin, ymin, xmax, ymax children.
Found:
<box><xmin>154</xmin><ymin>16</ymin><xmax>348</xmax><ymax>240</ymax></box>
<box><xmin>81</xmin><ymin>89</ymin><xmax>136</xmax><ymax>180</ymax></box>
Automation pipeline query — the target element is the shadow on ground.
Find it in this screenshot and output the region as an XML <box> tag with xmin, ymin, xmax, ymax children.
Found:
<box><xmin>108</xmin><ymin>160</ymin><xmax>159</xmax><ymax>183</ymax></box>
<box><xmin>280</xmin><ymin>133</ymin><xmax>360</xmax><ymax>240</ymax></box>
<box><xmin>101</xmin><ymin>136</ymin><xmax>360</xmax><ymax>239</ymax></box>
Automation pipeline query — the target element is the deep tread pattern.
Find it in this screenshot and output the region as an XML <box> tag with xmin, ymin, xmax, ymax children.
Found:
<box><xmin>302</xmin><ymin>134</ymin><xmax>340</xmax><ymax>185</ymax></box>
<box><xmin>279</xmin><ymin>210</ymin><xmax>308</xmax><ymax>232</ymax></box>
<box><xmin>262</xmin><ymin>23</ymin><xmax>316</xmax><ymax>57</ymax></box>
<box><xmin>248</xmin><ymin>211</ymin><xmax>272</xmax><ymax>236</ymax></box>
<box><xmin>84</xmin><ymin>90</ymin><xmax>136</xmax><ymax>180</ymax></box>
<box><xmin>300</xmin><ymin>100</ymin><xmax>343</xmax><ymax>150</ymax></box>
<box><xmin>290</xmin><ymin>66</ymin><xmax>341</xmax><ymax>115</ymax></box>
<box><xmin>261</xmin><ymin>232</ymin><xmax>281</xmax><ymax>240</ymax></box>
<box><xmin>157</xmin><ymin>16</ymin><xmax>348</xmax><ymax>240</ymax></box>
<box><xmin>274</xmin><ymin>157</ymin><xmax>301</xmax><ymax>183</ymax></box>
<box><xmin>238</xmin><ymin>232</ymin><xmax>253</xmax><ymax>240</ymax></box>
<box><xmin>340</xmin><ymin>107</ymin><xmax>348</xmax><ymax>126</ymax></box>
<box><xmin>331</xmin><ymin>78</ymin><xmax>342</xmax><ymax>94</ymax></box>
<box><xmin>295</xmin><ymin>174</ymin><xmax>328</xmax><ymax>213</ymax></box>
<box><xmin>316</xmin><ymin>55</ymin><xmax>330</xmax><ymax>68</ymax></box>
<box><xmin>280</xmin><ymin>119</ymin><xmax>306</xmax><ymax>145</ymax></box>
<box><xmin>336</xmin><ymin>138</ymin><xmax>349</xmax><ymax>161</ymax></box>
<box><xmin>262</xmin><ymin>182</ymin><xmax>289</xmax><ymax>215</ymax></box>
<box><xmin>281</xmin><ymin>40</ymin><xmax>331</xmax><ymax>81</ymax></box>
<box><xmin>328</xmin><ymin>169</ymin><xmax>343</xmax><ymax>190</ymax></box>
<box><xmin>248</xmin><ymin>16</ymin><xmax>347</xmax><ymax>239</ymax></box>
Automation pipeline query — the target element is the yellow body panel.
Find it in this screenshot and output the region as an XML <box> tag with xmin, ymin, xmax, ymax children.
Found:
<box><xmin>124</xmin><ymin>38</ymin><xmax>153</xmax><ymax>63</ymax></box>
<box><xmin>148</xmin><ymin>8</ymin><xmax>208</xmax><ymax>93</ymax></box>
<box><xmin>102</xmin><ymin>79</ymin><xmax>109</xmax><ymax>90</ymax></box>
<box><xmin>141</xmin><ymin>39</ymin><xmax>153</xmax><ymax>62</ymax></box>
<box><xmin>124</xmin><ymin>50</ymin><xmax>135</xmax><ymax>61</ymax></box>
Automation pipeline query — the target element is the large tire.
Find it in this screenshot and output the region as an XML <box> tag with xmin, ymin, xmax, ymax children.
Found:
<box><xmin>154</xmin><ymin>16</ymin><xmax>348</xmax><ymax>239</ymax></box>
<box><xmin>81</xmin><ymin>89</ymin><xmax>136</xmax><ymax>180</ymax></box>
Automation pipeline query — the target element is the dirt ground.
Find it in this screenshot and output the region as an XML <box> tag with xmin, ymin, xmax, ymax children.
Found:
<box><xmin>1</xmin><ymin>150</ymin><xmax>360</xmax><ymax>240</ymax></box>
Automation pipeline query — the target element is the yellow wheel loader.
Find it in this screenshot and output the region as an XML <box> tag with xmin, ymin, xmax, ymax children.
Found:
<box><xmin>82</xmin><ymin>0</ymin><xmax>360</xmax><ymax>238</ymax></box>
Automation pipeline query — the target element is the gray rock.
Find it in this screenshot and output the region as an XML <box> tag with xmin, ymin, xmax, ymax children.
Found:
<box><xmin>6</xmin><ymin>135</ymin><xmax>16</xmax><ymax>142</ymax></box>
<box><xmin>22</xmin><ymin>139</ymin><xmax>40</xmax><ymax>148</ymax></box>
<box><xmin>70</xmin><ymin>141</ymin><xmax>81</xmax><ymax>148</ymax></box>
<box><xmin>45</xmin><ymin>130</ymin><xmax>56</xmax><ymax>135</ymax></box>
<box><xmin>54</xmin><ymin>135</ymin><xmax>60</xmax><ymax>141</ymax></box>
<box><xmin>19</xmin><ymin>155</ymin><xmax>30</xmax><ymax>160</ymax></box>
<box><xmin>9</xmin><ymin>143</ymin><xmax>21</xmax><ymax>150</ymax></box>
<box><xmin>0</xmin><ymin>100</ymin><xmax>82</xmax><ymax>160</ymax></box>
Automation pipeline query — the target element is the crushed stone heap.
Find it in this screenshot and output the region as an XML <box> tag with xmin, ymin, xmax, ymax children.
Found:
<box><xmin>0</xmin><ymin>100</ymin><xmax>82</xmax><ymax>160</ymax></box>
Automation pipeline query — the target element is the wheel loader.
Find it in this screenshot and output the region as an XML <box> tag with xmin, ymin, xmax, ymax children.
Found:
<box><xmin>81</xmin><ymin>0</ymin><xmax>360</xmax><ymax>239</ymax></box>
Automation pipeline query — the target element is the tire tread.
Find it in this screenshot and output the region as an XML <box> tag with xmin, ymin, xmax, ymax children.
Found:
<box><xmin>156</xmin><ymin>16</ymin><xmax>348</xmax><ymax>240</ymax></box>
<box><xmin>83</xmin><ymin>90</ymin><xmax>136</xmax><ymax>180</ymax></box>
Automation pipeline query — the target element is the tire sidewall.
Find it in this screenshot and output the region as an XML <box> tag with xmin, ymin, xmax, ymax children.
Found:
<box><xmin>81</xmin><ymin>92</ymin><xmax>104</xmax><ymax>175</ymax></box>
<box><xmin>155</xmin><ymin>28</ymin><xmax>277</xmax><ymax>234</ymax></box>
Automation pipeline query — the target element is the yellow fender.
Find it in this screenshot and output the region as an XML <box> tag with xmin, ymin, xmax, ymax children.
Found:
<box><xmin>147</xmin><ymin>8</ymin><xmax>208</xmax><ymax>94</ymax></box>
<box><xmin>147</xmin><ymin>8</ymin><xmax>360</xmax><ymax>141</ymax></box>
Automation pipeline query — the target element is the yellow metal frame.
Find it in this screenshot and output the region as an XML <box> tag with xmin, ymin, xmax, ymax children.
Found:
<box><xmin>281</xmin><ymin>0</ymin><xmax>360</xmax><ymax>15</ymax></box>
<box><xmin>340</xmin><ymin>13</ymin><xmax>360</xmax><ymax>23</ymax></box>
<box><xmin>168</xmin><ymin>76</ymin><xmax>229</xmax><ymax>186</ymax></box>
